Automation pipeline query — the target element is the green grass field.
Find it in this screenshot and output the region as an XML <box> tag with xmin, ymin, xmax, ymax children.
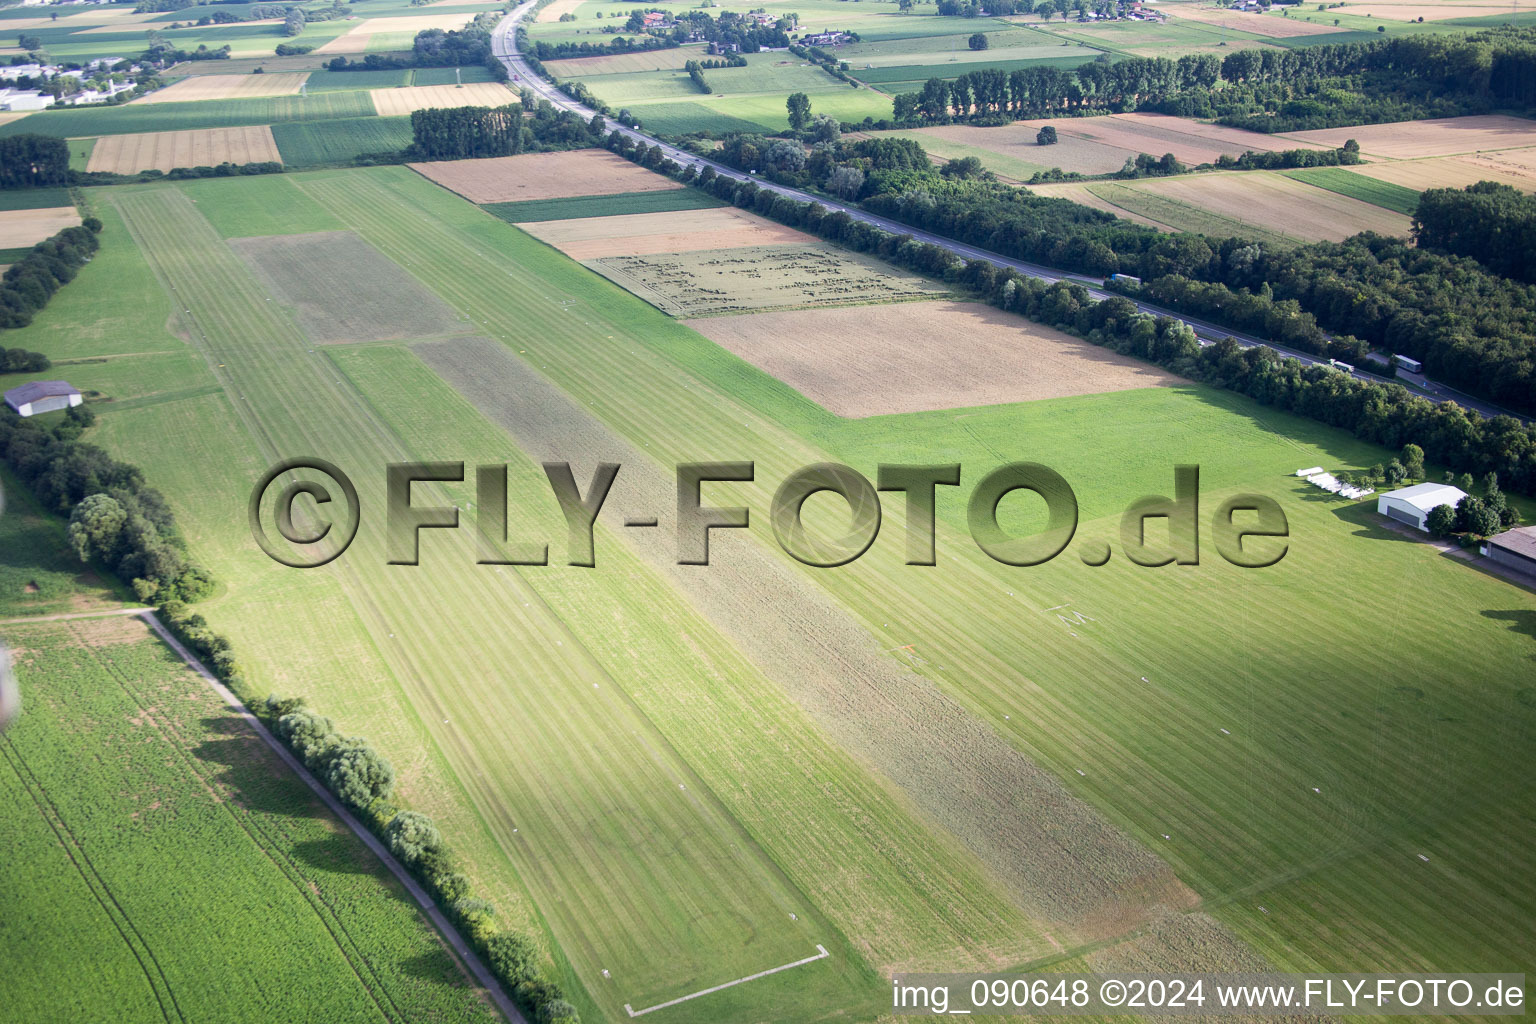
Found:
<box><xmin>304</xmin><ymin>68</ymin><xmax>414</xmax><ymax>92</ymax></box>
<box><xmin>1283</xmin><ymin>167</ymin><xmax>1423</xmax><ymax>215</ymax></box>
<box><xmin>0</xmin><ymin>468</ymin><xmax>125</xmax><ymax>618</ymax></box>
<box><xmin>0</xmin><ymin>187</ymin><xmax>75</xmax><ymax>211</ymax></box>
<box><xmin>272</xmin><ymin>116</ymin><xmax>414</xmax><ymax>166</ymax></box>
<box><xmin>483</xmin><ymin>187</ymin><xmax>726</xmax><ymax>222</ymax></box>
<box><xmin>6</xmin><ymin>164</ymin><xmax>1534</xmax><ymax>1024</ymax></box>
<box><xmin>0</xmin><ymin>92</ymin><xmax>377</xmax><ymax>139</ymax></box>
<box><xmin>0</xmin><ymin>615</ymin><xmax>501</xmax><ymax>1024</ymax></box>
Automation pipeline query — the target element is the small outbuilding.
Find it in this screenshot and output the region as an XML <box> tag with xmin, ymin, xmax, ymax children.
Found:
<box><xmin>1481</xmin><ymin>526</ymin><xmax>1536</xmax><ymax>577</ymax></box>
<box><xmin>4</xmin><ymin>380</ymin><xmax>82</xmax><ymax>418</ymax></box>
<box><xmin>1376</xmin><ymin>482</ymin><xmax>1468</xmax><ymax>532</ymax></box>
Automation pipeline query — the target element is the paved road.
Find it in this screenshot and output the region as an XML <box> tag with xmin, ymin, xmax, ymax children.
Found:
<box><xmin>492</xmin><ymin>6</ymin><xmax>1528</xmax><ymax>424</ymax></box>
<box><xmin>138</xmin><ymin>610</ymin><xmax>529</xmax><ymax>1024</ymax></box>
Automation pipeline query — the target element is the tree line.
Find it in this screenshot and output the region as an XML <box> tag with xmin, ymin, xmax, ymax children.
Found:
<box><xmin>325</xmin><ymin>12</ymin><xmax>510</xmax><ymax>82</ymax></box>
<box><xmin>600</xmin><ymin>131</ymin><xmax>1536</xmax><ymax>497</ymax></box>
<box><xmin>0</xmin><ymin>135</ymin><xmax>69</xmax><ymax>190</ymax></box>
<box><xmin>1413</xmin><ymin>181</ymin><xmax>1536</xmax><ymax>285</ymax></box>
<box><xmin>527</xmin><ymin>7</ymin><xmax>790</xmax><ymax>61</ymax></box>
<box><xmin>257</xmin><ymin>693</ymin><xmax>580</xmax><ymax>1024</ymax></box>
<box><xmin>885</xmin><ymin>28</ymin><xmax>1536</xmax><ymax>130</ymax></box>
<box><xmin>409</xmin><ymin>97</ymin><xmax>601</xmax><ymax>160</ymax></box>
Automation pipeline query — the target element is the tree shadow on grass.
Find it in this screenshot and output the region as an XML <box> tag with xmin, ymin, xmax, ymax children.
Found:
<box><xmin>190</xmin><ymin>713</ymin><xmax>325</xmax><ymax>819</ymax></box>
<box><xmin>1482</xmin><ymin>609</ymin><xmax>1536</xmax><ymax>641</ymax></box>
<box><xmin>292</xmin><ymin>833</ymin><xmax>385</xmax><ymax>877</ymax></box>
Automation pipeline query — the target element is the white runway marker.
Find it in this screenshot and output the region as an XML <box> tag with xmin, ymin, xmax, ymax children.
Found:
<box><xmin>624</xmin><ymin>945</ymin><xmax>830</xmax><ymax>1017</ymax></box>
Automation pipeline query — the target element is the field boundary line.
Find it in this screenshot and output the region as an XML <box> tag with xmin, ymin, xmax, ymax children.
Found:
<box><xmin>0</xmin><ymin>607</ymin><xmax>148</xmax><ymax>626</ymax></box>
<box><xmin>136</xmin><ymin>609</ymin><xmax>529</xmax><ymax>1024</ymax></box>
<box><xmin>623</xmin><ymin>944</ymin><xmax>830</xmax><ymax>1017</ymax></box>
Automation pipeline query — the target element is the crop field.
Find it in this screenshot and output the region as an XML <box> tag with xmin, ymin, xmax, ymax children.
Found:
<box><xmin>10</xmin><ymin>164</ymin><xmax>1535</xmax><ymax>1024</ymax></box>
<box><xmin>625</xmin><ymin>101</ymin><xmax>771</xmax><ymax>138</ymax></box>
<box><xmin>0</xmin><ymin>187</ymin><xmax>74</xmax><ymax>212</ymax></box>
<box><xmin>585</xmin><ymin>243</ymin><xmax>950</xmax><ymax>316</ymax></box>
<box><xmin>485</xmin><ymin>187</ymin><xmax>725</xmax><ymax>223</ymax></box>
<box><xmin>272</xmin><ymin>116</ymin><xmax>413</xmax><ymax>166</ymax></box>
<box><xmin>136</xmin><ymin>72</ymin><xmax>311</xmax><ymax>104</ymax></box>
<box><xmin>85</xmin><ymin>126</ymin><xmax>282</xmax><ymax>174</ymax></box>
<box><xmin>0</xmin><ymin>207</ymin><xmax>82</xmax><ymax>248</ymax></box>
<box><xmin>0</xmin><ymin>92</ymin><xmax>378</xmax><ymax>139</ymax></box>
<box><xmin>1281</xmin><ymin>167</ymin><xmax>1422</xmax><ymax>214</ymax></box>
<box><xmin>304</xmin><ymin>68</ymin><xmax>414</xmax><ymax>91</ymax></box>
<box><xmin>854</xmin><ymin>54</ymin><xmax>1101</xmax><ymax>92</ymax></box>
<box><xmin>0</xmin><ymin>616</ymin><xmax>501</xmax><ymax>1024</ymax></box>
<box><xmin>371</xmin><ymin>82</ymin><xmax>520</xmax><ymax>115</ymax></box>
<box><xmin>1029</xmin><ymin>171</ymin><xmax>1411</xmax><ymax>243</ymax></box>
<box><xmin>520</xmin><ymin>207</ymin><xmax>815</xmax><ymax>259</ymax></box>
<box><xmin>682</xmin><ymin>300</ymin><xmax>1180</xmax><ymax>416</ymax></box>
<box><xmin>1277</xmin><ymin>115</ymin><xmax>1536</xmax><ymax>160</ymax></box>
<box><xmin>409</xmin><ymin>149</ymin><xmax>685</xmax><ymax>203</ymax></box>
<box><xmin>544</xmin><ymin>48</ymin><xmax>696</xmax><ymax>76</ymax></box>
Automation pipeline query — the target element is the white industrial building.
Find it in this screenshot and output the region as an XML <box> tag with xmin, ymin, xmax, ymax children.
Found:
<box><xmin>1376</xmin><ymin>482</ymin><xmax>1468</xmax><ymax>532</ymax></box>
<box><xmin>4</xmin><ymin>380</ymin><xmax>81</xmax><ymax>417</ymax></box>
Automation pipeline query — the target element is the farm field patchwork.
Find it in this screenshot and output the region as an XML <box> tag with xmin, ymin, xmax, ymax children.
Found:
<box><xmin>0</xmin><ymin>92</ymin><xmax>378</xmax><ymax>139</ymax></box>
<box><xmin>1167</xmin><ymin>3</ymin><xmax>1352</xmax><ymax>37</ymax></box>
<box><xmin>1028</xmin><ymin>171</ymin><xmax>1411</xmax><ymax>243</ymax></box>
<box><xmin>409</xmin><ymin>149</ymin><xmax>685</xmax><ymax>203</ymax></box>
<box><xmin>584</xmin><ymin>242</ymin><xmax>950</xmax><ymax>316</ymax></box>
<box><xmin>135</xmin><ymin>71</ymin><xmax>311</xmax><ymax>104</ymax></box>
<box><xmin>1280</xmin><ymin>167</ymin><xmax>1423</xmax><ymax>214</ymax></box>
<box><xmin>316</xmin><ymin>12</ymin><xmax>480</xmax><ymax>53</ymax></box>
<box><xmin>520</xmin><ymin>207</ymin><xmax>815</xmax><ymax>260</ymax></box>
<box><xmin>1339</xmin><ymin>154</ymin><xmax>1536</xmax><ymax>193</ymax></box>
<box><xmin>682</xmin><ymin>300</ymin><xmax>1180</xmax><ymax>416</ymax></box>
<box><xmin>85</xmin><ymin>126</ymin><xmax>282</xmax><ymax>174</ymax></box>
<box><xmin>8</xmin><ymin>154</ymin><xmax>1536</xmax><ymax>1024</ymax></box>
<box><xmin>0</xmin><ymin>206</ymin><xmax>82</xmax><ymax>248</ymax></box>
<box><xmin>0</xmin><ymin>615</ymin><xmax>502</xmax><ymax>1024</ymax></box>
<box><xmin>1277</xmin><ymin>114</ymin><xmax>1536</xmax><ymax>160</ymax></box>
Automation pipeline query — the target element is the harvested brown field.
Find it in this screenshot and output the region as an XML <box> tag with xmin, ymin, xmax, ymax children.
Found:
<box><xmin>1133</xmin><ymin>171</ymin><xmax>1410</xmax><ymax>240</ymax></box>
<box><xmin>0</xmin><ymin>207</ymin><xmax>82</xmax><ymax>248</ymax></box>
<box><xmin>1279</xmin><ymin>115</ymin><xmax>1536</xmax><ymax>160</ymax></box>
<box><xmin>543</xmin><ymin>48</ymin><xmax>692</xmax><ymax>76</ymax></box>
<box><xmin>230</xmin><ymin>230</ymin><xmax>460</xmax><ymax>343</ymax></box>
<box><xmin>1168</xmin><ymin>4</ymin><xmax>1347</xmax><ymax>36</ymax></box>
<box><xmin>909</xmin><ymin>114</ymin><xmax>1318</xmax><ymax>176</ymax></box>
<box><xmin>317</xmin><ymin>13</ymin><xmax>475</xmax><ymax>52</ymax></box>
<box><xmin>1346</xmin><ymin>154</ymin><xmax>1536</xmax><ymax>192</ymax></box>
<box><xmin>683</xmin><ymin>301</ymin><xmax>1179</xmax><ymax>417</ymax></box>
<box><xmin>1334</xmin><ymin>2</ymin><xmax>1512</xmax><ymax>18</ymax></box>
<box><xmin>585</xmin><ymin>243</ymin><xmax>950</xmax><ymax>317</ymax></box>
<box><xmin>520</xmin><ymin>207</ymin><xmax>814</xmax><ymax>260</ymax></box>
<box><xmin>536</xmin><ymin>0</ymin><xmax>587</xmax><ymax>21</ymax></box>
<box><xmin>86</xmin><ymin>127</ymin><xmax>281</xmax><ymax>173</ymax></box>
<box><xmin>134</xmin><ymin>72</ymin><xmax>310</xmax><ymax>104</ymax></box>
<box><xmin>1019</xmin><ymin>181</ymin><xmax>1169</xmax><ymax>228</ymax></box>
<box><xmin>371</xmin><ymin>82</ymin><xmax>519</xmax><ymax>116</ymax></box>
<box><xmin>410</xmin><ymin>149</ymin><xmax>681</xmax><ymax>203</ymax></box>
<box><xmin>0</xmin><ymin>112</ymin><xmax>31</xmax><ymax>129</ymax></box>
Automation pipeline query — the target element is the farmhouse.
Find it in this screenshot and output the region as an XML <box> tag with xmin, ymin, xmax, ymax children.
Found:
<box><xmin>1480</xmin><ymin>526</ymin><xmax>1536</xmax><ymax>577</ymax></box>
<box><xmin>4</xmin><ymin>380</ymin><xmax>82</xmax><ymax>417</ymax></box>
<box><xmin>1376</xmin><ymin>482</ymin><xmax>1468</xmax><ymax>532</ymax></box>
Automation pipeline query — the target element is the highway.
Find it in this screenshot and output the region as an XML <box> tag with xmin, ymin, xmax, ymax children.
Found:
<box><xmin>491</xmin><ymin>4</ymin><xmax>1527</xmax><ymax>424</ymax></box>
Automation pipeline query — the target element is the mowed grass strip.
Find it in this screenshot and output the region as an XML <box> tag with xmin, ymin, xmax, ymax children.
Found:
<box><xmin>484</xmin><ymin>187</ymin><xmax>725</xmax><ymax>222</ymax></box>
<box><xmin>0</xmin><ymin>92</ymin><xmax>376</xmax><ymax>138</ymax></box>
<box><xmin>272</xmin><ymin>116</ymin><xmax>413</xmax><ymax>167</ymax></box>
<box><xmin>0</xmin><ymin>187</ymin><xmax>74</xmax><ymax>211</ymax></box>
<box><xmin>107</xmin><ymin>180</ymin><xmax>862</xmax><ymax>1021</ymax></box>
<box><xmin>1282</xmin><ymin>167</ymin><xmax>1423</xmax><ymax>215</ymax></box>
<box><xmin>0</xmin><ymin>617</ymin><xmax>501</xmax><ymax>1024</ymax></box>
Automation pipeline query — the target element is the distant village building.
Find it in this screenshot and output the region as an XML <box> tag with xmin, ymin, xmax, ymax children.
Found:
<box><xmin>0</xmin><ymin>89</ymin><xmax>51</xmax><ymax>111</ymax></box>
<box><xmin>803</xmin><ymin>30</ymin><xmax>847</xmax><ymax>45</ymax></box>
<box><xmin>708</xmin><ymin>40</ymin><xmax>739</xmax><ymax>54</ymax></box>
<box><xmin>641</xmin><ymin>11</ymin><xmax>667</xmax><ymax>27</ymax></box>
<box><xmin>1480</xmin><ymin>526</ymin><xmax>1536</xmax><ymax>577</ymax></box>
<box><xmin>4</xmin><ymin>381</ymin><xmax>82</xmax><ymax>418</ymax></box>
<box><xmin>1376</xmin><ymin>482</ymin><xmax>1468</xmax><ymax>533</ymax></box>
